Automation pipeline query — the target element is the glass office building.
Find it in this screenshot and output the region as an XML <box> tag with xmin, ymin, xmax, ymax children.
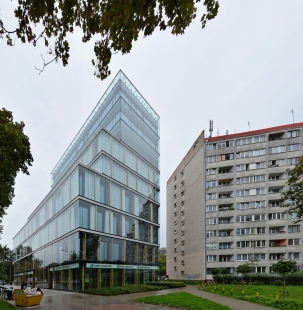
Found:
<box><xmin>13</xmin><ymin>71</ymin><xmax>160</xmax><ymax>290</ymax></box>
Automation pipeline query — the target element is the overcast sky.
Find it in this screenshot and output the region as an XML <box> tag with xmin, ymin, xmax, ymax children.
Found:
<box><xmin>1</xmin><ymin>1</ymin><xmax>303</xmax><ymax>249</ymax></box>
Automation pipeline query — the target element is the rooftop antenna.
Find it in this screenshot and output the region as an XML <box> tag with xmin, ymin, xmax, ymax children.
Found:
<box><xmin>226</xmin><ymin>130</ymin><xmax>228</xmax><ymax>135</ymax></box>
<box><xmin>217</xmin><ymin>128</ymin><xmax>219</xmax><ymax>136</ymax></box>
<box><xmin>248</xmin><ymin>122</ymin><xmax>250</xmax><ymax>131</ymax></box>
<box><xmin>291</xmin><ymin>109</ymin><xmax>294</xmax><ymax>123</ymax></box>
<box><xmin>209</xmin><ymin>120</ymin><xmax>213</xmax><ymax>138</ymax></box>
<box><xmin>234</xmin><ymin>128</ymin><xmax>236</xmax><ymax>133</ymax></box>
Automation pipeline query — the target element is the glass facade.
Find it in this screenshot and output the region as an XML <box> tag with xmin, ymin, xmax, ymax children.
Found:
<box><xmin>13</xmin><ymin>71</ymin><xmax>160</xmax><ymax>290</ymax></box>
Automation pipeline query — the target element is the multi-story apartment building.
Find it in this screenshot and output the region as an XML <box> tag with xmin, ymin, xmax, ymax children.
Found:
<box><xmin>167</xmin><ymin>122</ymin><xmax>303</xmax><ymax>280</ymax></box>
<box><xmin>13</xmin><ymin>70</ymin><xmax>160</xmax><ymax>290</ymax></box>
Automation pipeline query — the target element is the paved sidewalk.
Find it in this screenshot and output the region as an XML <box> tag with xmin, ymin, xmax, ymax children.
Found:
<box><xmin>3</xmin><ymin>285</ymin><xmax>274</xmax><ymax>310</ymax></box>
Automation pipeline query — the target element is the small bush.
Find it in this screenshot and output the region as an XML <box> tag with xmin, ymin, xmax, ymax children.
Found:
<box><xmin>273</xmin><ymin>280</ymin><xmax>284</xmax><ymax>286</ymax></box>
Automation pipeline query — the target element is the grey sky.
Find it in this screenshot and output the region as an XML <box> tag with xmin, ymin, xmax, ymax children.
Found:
<box><xmin>1</xmin><ymin>1</ymin><xmax>303</xmax><ymax>249</ymax></box>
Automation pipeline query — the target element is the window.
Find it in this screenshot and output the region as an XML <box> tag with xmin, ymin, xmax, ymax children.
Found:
<box><xmin>181</xmin><ymin>191</ymin><xmax>184</xmax><ymax>196</ymax></box>
<box><xmin>288</xmin><ymin>239</ymin><xmax>301</xmax><ymax>246</ymax></box>
<box><xmin>269</xmin><ymin>159</ymin><xmax>286</xmax><ymax>167</ymax></box>
<box><xmin>206</xmin><ymin>230</ymin><xmax>216</xmax><ymax>237</ymax></box>
<box><xmin>181</xmin><ymin>250</ymin><xmax>184</xmax><ymax>255</ymax></box>
<box><xmin>218</xmin><ymin>218</ymin><xmax>230</xmax><ymax>224</ymax></box>
<box><xmin>288</xmin><ymin>213</ymin><xmax>298</xmax><ymax>219</ymax></box>
<box><xmin>174</xmin><ymin>229</ymin><xmax>177</xmax><ymax>234</ymax></box>
<box><xmin>207</xmin><ymin>193</ymin><xmax>217</xmax><ymax>200</ymax></box>
<box><xmin>236</xmin><ymin>201</ymin><xmax>265</xmax><ymax>209</ymax></box>
<box><xmin>181</xmin><ymin>181</ymin><xmax>184</xmax><ymax>187</ymax></box>
<box><xmin>269</xmin><ymin>146</ymin><xmax>286</xmax><ymax>154</ymax></box>
<box><xmin>219</xmin><ymin>242</ymin><xmax>231</xmax><ymax>249</ymax></box>
<box><xmin>236</xmin><ymin>188</ymin><xmax>266</xmax><ymax>197</ymax></box>
<box><xmin>206</xmin><ymin>168</ymin><xmax>217</xmax><ymax>175</ymax></box>
<box><xmin>236</xmin><ymin>214</ymin><xmax>266</xmax><ymax>222</ymax></box>
<box><xmin>218</xmin><ymin>141</ymin><xmax>233</xmax><ymax>148</ymax></box>
<box><xmin>206</xmin><ymin>143</ymin><xmax>217</xmax><ymax>151</ymax></box>
<box><xmin>174</xmin><ymin>257</ymin><xmax>177</xmax><ymax>262</ymax></box>
<box><xmin>236</xmin><ymin>135</ymin><xmax>265</xmax><ymax>145</ymax></box>
<box><xmin>206</xmin><ymin>180</ymin><xmax>217</xmax><ymax>188</ymax></box>
<box><xmin>174</xmin><ymin>211</ymin><xmax>177</xmax><ymax>216</ymax></box>
<box><xmin>236</xmin><ymin>149</ymin><xmax>266</xmax><ymax>158</ymax></box>
<box><xmin>181</xmin><ymin>200</ymin><xmax>184</xmax><ymax>206</ymax></box>
<box><xmin>181</xmin><ymin>210</ymin><xmax>185</xmax><ymax>216</ymax></box>
<box><xmin>287</xmin><ymin>130</ymin><xmax>299</xmax><ymax>138</ymax></box>
<box><xmin>181</xmin><ymin>230</ymin><xmax>185</xmax><ymax>235</ymax></box>
<box><xmin>174</xmin><ymin>194</ymin><xmax>176</xmax><ymax>199</ymax></box>
<box><xmin>206</xmin><ymin>243</ymin><xmax>217</xmax><ymax>249</ymax></box>
<box><xmin>174</xmin><ymin>266</ymin><xmax>177</xmax><ymax>271</ymax></box>
<box><xmin>237</xmin><ymin>240</ymin><xmax>266</xmax><ymax>248</ymax></box>
<box><xmin>207</xmin><ymin>218</ymin><xmax>217</xmax><ymax>225</ymax></box>
<box><xmin>236</xmin><ymin>162</ymin><xmax>266</xmax><ymax>171</ymax></box>
<box><xmin>181</xmin><ymin>240</ymin><xmax>185</xmax><ymax>245</ymax></box>
<box><xmin>269</xmin><ymin>213</ymin><xmax>286</xmax><ymax>220</ymax></box>
<box><xmin>181</xmin><ymin>171</ymin><xmax>184</xmax><ymax>176</ymax></box>
<box><xmin>287</xmin><ymin>144</ymin><xmax>300</xmax><ymax>152</ymax></box>
<box><xmin>207</xmin><ymin>255</ymin><xmax>217</xmax><ymax>262</ymax></box>
<box><xmin>206</xmin><ymin>156</ymin><xmax>217</xmax><ymax>163</ymax></box>
<box><xmin>268</xmin><ymin>200</ymin><xmax>282</xmax><ymax>207</ymax></box>
<box><xmin>287</xmin><ymin>157</ymin><xmax>299</xmax><ymax>165</ymax></box>
<box><xmin>236</xmin><ymin>175</ymin><xmax>266</xmax><ymax>184</ymax></box>
<box><xmin>181</xmin><ymin>220</ymin><xmax>185</xmax><ymax>225</ymax></box>
<box><xmin>181</xmin><ymin>260</ymin><xmax>185</xmax><ymax>265</ymax></box>
<box><xmin>256</xmin><ymin>267</ymin><xmax>266</xmax><ymax>273</ymax></box>
<box><xmin>174</xmin><ymin>185</ymin><xmax>177</xmax><ymax>190</ymax></box>
<box><xmin>174</xmin><ymin>203</ymin><xmax>177</xmax><ymax>208</ymax></box>
<box><xmin>270</xmin><ymin>253</ymin><xmax>285</xmax><ymax>260</ymax></box>
<box><xmin>174</xmin><ymin>220</ymin><xmax>177</xmax><ymax>226</ymax></box>
<box><xmin>288</xmin><ymin>225</ymin><xmax>300</xmax><ymax>233</ymax></box>
<box><xmin>236</xmin><ymin>227</ymin><xmax>266</xmax><ymax>235</ymax></box>
<box><xmin>174</xmin><ymin>176</ymin><xmax>177</xmax><ymax>181</ymax></box>
<box><xmin>206</xmin><ymin>205</ymin><xmax>217</xmax><ymax>212</ymax></box>
<box><xmin>218</xmin><ymin>153</ymin><xmax>234</xmax><ymax>161</ymax></box>
<box><xmin>237</xmin><ymin>254</ymin><xmax>266</xmax><ymax>261</ymax></box>
<box><xmin>218</xmin><ymin>230</ymin><xmax>230</xmax><ymax>237</ymax></box>
<box><xmin>288</xmin><ymin>253</ymin><xmax>301</xmax><ymax>260</ymax></box>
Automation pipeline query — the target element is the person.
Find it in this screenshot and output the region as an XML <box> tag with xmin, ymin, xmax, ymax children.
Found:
<box><xmin>21</xmin><ymin>281</ymin><xmax>27</xmax><ymax>290</ymax></box>
<box><xmin>37</xmin><ymin>287</ymin><xmax>43</xmax><ymax>294</ymax></box>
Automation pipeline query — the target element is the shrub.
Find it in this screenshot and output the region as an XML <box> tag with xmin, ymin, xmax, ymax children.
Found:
<box><xmin>146</xmin><ymin>282</ymin><xmax>185</xmax><ymax>288</ymax></box>
<box><xmin>273</xmin><ymin>280</ymin><xmax>284</xmax><ymax>286</ymax></box>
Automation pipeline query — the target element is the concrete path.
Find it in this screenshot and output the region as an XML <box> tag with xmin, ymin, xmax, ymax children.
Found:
<box><xmin>3</xmin><ymin>284</ymin><xmax>274</xmax><ymax>310</ymax></box>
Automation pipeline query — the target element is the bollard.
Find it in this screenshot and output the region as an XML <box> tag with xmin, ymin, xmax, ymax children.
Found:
<box><xmin>276</xmin><ymin>294</ymin><xmax>279</xmax><ymax>304</ymax></box>
<box><xmin>230</xmin><ymin>288</ymin><xmax>233</xmax><ymax>297</ymax></box>
<box><xmin>222</xmin><ymin>287</ymin><xmax>225</xmax><ymax>294</ymax></box>
<box><xmin>256</xmin><ymin>292</ymin><xmax>259</xmax><ymax>299</ymax></box>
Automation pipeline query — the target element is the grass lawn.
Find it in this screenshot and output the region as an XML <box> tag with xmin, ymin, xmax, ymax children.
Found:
<box><xmin>0</xmin><ymin>300</ymin><xmax>18</xmax><ymax>310</ymax></box>
<box><xmin>136</xmin><ymin>292</ymin><xmax>232</xmax><ymax>310</ymax></box>
<box><xmin>201</xmin><ymin>283</ymin><xmax>303</xmax><ymax>310</ymax></box>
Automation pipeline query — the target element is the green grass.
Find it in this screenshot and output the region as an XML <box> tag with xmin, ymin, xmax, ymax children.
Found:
<box><xmin>0</xmin><ymin>300</ymin><xmax>18</xmax><ymax>310</ymax></box>
<box><xmin>136</xmin><ymin>292</ymin><xmax>232</xmax><ymax>310</ymax></box>
<box><xmin>200</xmin><ymin>283</ymin><xmax>303</xmax><ymax>310</ymax></box>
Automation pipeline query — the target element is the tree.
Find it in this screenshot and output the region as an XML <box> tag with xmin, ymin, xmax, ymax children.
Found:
<box><xmin>0</xmin><ymin>0</ymin><xmax>219</xmax><ymax>80</ymax></box>
<box><xmin>281</xmin><ymin>156</ymin><xmax>303</xmax><ymax>221</ymax></box>
<box><xmin>220</xmin><ymin>268</ymin><xmax>229</xmax><ymax>287</ymax></box>
<box><xmin>159</xmin><ymin>252</ymin><xmax>166</xmax><ymax>276</ymax></box>
<box><xmin>0</xmin><ymin>108</ymin><xmax>33</xmax><ymax>235</ymax></box>
<box><xmin>210</xmin><ymin>267</ymin><xmax>221</xmax><ymax>285</ymax></box>
<box><xmin>272</xmin><ymin>259</ymin><xmax>297</xmax><ymax>295</ymax></box>
<box><xmin>236</xmin><ymin>263</ymin><xmax>253</xmax><ymax>290</ymax></box>
<box><xmin>0</xmin><ymin>244</ymin><xmax>14</xmax><ymax>281</ymax></box>
<box><xmin>247</xmin><ymin>257</ymin><xmax>259</xmax><ymax>285</ymax></box>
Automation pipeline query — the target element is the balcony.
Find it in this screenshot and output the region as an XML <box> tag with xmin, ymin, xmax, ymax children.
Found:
<box><xmin>268</xmin><ymin>200</ymin><xmax>283</xmax><ymax>208</ymax></box>
<box><xmin>218</xmin><ymin>165</ymin><xmax>234</xmax><ymax>175</ymax></box>
<box><xmin>269</xmin><ymin>239</ymin><xmax>287</xmax><ymax>247</ymax></box>
<box><xmin>269</xmin><ymin>226</ymin><xmax>286</xmax><ymax>234</ymax></box>
<box><xmin>269</xmin><ymin>132</ymin><xmax>285</xmax><ymax>141</ymax></box>
<box><xmin>218</xmin><ymin>204</ymin><xmax>234</xmax><ymax>212</ymax></box>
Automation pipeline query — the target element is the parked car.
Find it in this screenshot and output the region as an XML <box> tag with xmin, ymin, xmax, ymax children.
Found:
<box><xmin>0</xmin><ymin>280</ymin><xmax>5</xmax><ymax>285</ymax></box>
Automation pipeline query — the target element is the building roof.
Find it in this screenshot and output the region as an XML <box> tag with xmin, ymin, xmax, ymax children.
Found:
<box><xmin>206</xmin><ymin>122</ymin><xmax>303</xmax><ymax>142</ymax></box>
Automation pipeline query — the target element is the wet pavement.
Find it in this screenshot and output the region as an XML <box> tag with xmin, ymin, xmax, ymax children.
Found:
<box><xmin>3</xmin><ymin>285</ymin><xmax>274</xmax><ymax>310</ymax></box>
